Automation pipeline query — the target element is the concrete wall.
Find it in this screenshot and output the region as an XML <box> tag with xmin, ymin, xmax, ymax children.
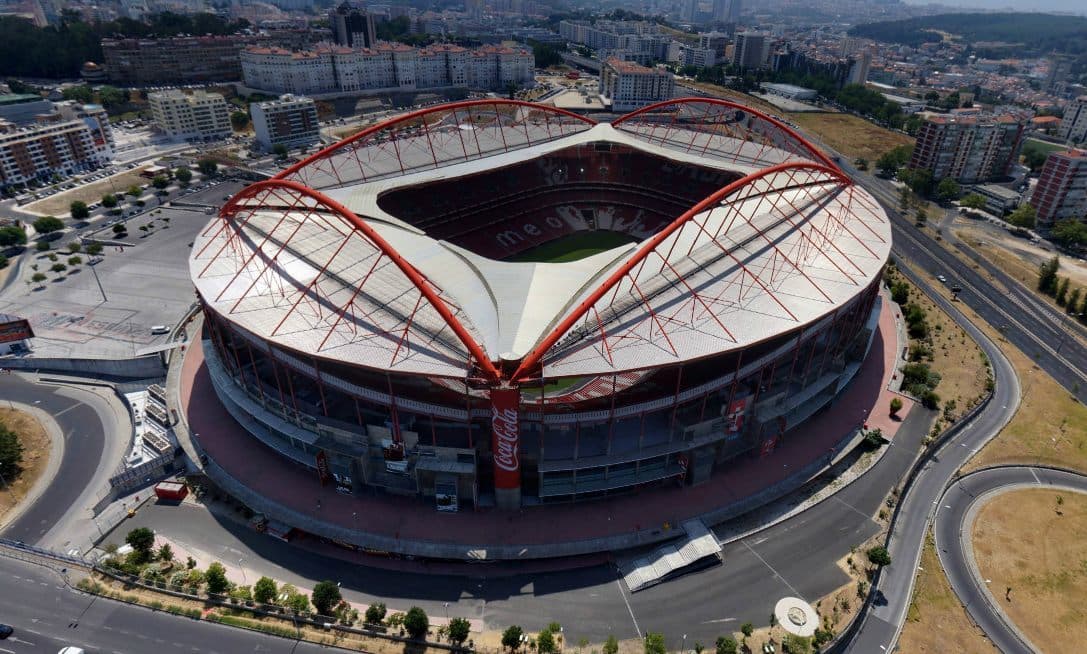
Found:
<box><xmin>0</xmin><ymin>355</ymin><xmax>165</xmax><ymax>378</ymax></box>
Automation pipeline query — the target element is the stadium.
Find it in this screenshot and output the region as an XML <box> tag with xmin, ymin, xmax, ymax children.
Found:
<box><xmin>189</xmin><ymin>97</ymin><xmax>892</xmax><ymax>512</ymax></box>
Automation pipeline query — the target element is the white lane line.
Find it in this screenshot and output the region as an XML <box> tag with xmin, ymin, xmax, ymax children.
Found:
<box><xmin>743</xmin><ymin>541</ymin><xmax>802</xmax><ymax>598</ymax></box>
<box><xmin>615</xmin><ymin>579</ymin><xmax>641</xmax><ymax>638</ymax></box>
<box><xmin>1030</xmin><ymin>469</ymin><xmax>1041</xmax><ymax>485</ymax></box>
<box><xmin>832</xmin><ymin>495</ymin><xmax>873</xmax><ymax>521</ymax></box>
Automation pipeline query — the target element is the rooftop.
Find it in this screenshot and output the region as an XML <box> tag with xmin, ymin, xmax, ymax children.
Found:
<box><xmin>0</xmin><ymin>93</ymin><xmax>44</xmax><ymax>106</ymax></box>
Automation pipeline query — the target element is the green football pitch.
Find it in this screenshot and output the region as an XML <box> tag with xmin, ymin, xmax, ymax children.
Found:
<box><xmin>508</xmin><ymin>230</ymin><xmax>638</xmax><ymax>263</ymax></box>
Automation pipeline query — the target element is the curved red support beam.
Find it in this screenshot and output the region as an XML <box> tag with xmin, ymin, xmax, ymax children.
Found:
<box><xmin>612</xmin><ymin>97</ymin><xmax>842</xmax><ymax>173</ymax></box>
<box><xmin>509</xmin><ymin>160</ymin><xmax>851</xmax><ymax>382</ymax></box>
<box><xmin>218</xmin><ymin>179</ymin><xmax>502</xmax><ymax>382</ymax></box>
<box><xmin>275</xmin><ymin>99</ymin><xmax>599</xmax><ymax>183</ymax></box>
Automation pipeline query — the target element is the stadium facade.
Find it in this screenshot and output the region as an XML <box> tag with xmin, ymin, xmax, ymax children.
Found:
<box><xmin>190</xmin><ymin>98</ymin><xmax>891</xmax><ymax>511</ymax></box>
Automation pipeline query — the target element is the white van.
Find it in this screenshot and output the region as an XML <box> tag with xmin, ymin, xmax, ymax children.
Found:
<box><xmin>150</xmin><ymin>325</ymin><xmax>169</xmax><ymax>335</ymax></box>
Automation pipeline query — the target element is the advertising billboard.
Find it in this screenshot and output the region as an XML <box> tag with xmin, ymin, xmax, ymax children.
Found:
<box><xmin>491</xmin><ymin>388</ymin><xmax>520</xmax><ymax>490</ymax></box>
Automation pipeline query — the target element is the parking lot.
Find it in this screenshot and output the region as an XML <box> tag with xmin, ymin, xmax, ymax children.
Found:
<box><xmin>0</xmin><ymin>180</ymin><xmax>248</xmax><ymax>359</ymax></box>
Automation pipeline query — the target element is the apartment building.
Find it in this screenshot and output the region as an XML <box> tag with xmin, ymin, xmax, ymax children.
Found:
<box><xmin>1059</xmin><ymin>96</ymin><xmax>1087</xmax><ymax>145</ymax></box>
<box><xmin>329</xmin><ymin>2</ymin><xmax>377</xmax><ymax>49</ymax></box>
<box><xmin>731</xmin><ymin>32</ymin><xmax>770</xmax><ymax>70</ymax></box>
<box><xmin>251</xmin><ymin>95</ymin><xmax>320</xmax><ymax>152</ymax></box>
<box><xmin>908</xmin><ymin>113</ymin><xmax>1025</xmax><ymax>184</ymax></box>
<box><xmin>1029</xmin><ymin>149</ymin><xmax>1087</xmax><ymax>226</ymax></box>
<box><xmin>148</xmin><ymin>90</ymin><xmax>232</xmax><ymax>141</ymax></box>
<box><xmin>599</xmin><ymin>57</ymin><xmax>675</xmax><ymax>112</ymax></box>
<box><xmin>241</xmin><ymin>43</ymin><xmax>533</xmax><ymax>96</ymax></box>
<box><xmin>0</xmin><ymin>104</ymin><xmax>111</xmax><ymax>185</ymax></box>
<box><xmin>101</xmin><ymin>36</ymin><xmax>262</xmax><ymax>85</ymax></box>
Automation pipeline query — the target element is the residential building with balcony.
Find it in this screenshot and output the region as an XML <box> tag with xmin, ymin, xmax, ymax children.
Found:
<box><xmin>251</xmin><ymin>95</ymin><xmax>320</xmax><ymax>152</ymax></box>
<box><xmin>148</xmin><ymin>90</ymin><xmax>232</xmax><ymax>142</ymax></box>
<box><xmin>1030</xmin><ymin>149</ymin><xmax>1087</xmax><ymax>226</ymax></box>
<box><xmin>908</xmin><ymin>113</ymin><xmax>1025</xmax><ymax>184</ymax></box>
<box><xmin>599</xmin><ymin>58</ymin><xmax>675</xmax><ymax>112</ymax></box>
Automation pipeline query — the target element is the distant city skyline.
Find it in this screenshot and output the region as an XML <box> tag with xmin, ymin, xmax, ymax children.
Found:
<box><xmin>902</xmin><ymin>0</ymin><xmax>1087</xmax><ymax>16</ymax></box>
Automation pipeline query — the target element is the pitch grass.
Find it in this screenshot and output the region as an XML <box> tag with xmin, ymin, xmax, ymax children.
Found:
<box><xmin>972</xmin><ymin>488</ymin><xmax>1087</xmax><ymax>654</ymax></box>
<box><xmin>508</xmin><ymin>230</ymin><xmax>637</xmax><ymax>263</ymax></box>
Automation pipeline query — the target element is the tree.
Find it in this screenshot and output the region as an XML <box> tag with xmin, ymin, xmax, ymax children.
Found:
<box><xmin>230</xmin><ymin>110</ymin><xmax>250</xmax><ymax>131</ymax></box>
<box><xmin>876</xmin><ymin>145</ymin><xmax>912</xmax><ymax>177</ymax></box>
<box><xmin>32</xmin><ymin>216</ymin><xmax>64</xmax><ymax>236</ymax></box>
<box><xmin>67</xmin><ymin>241</ymin><xmax>81</xmax><ymax>253</ymax></box>
<box><xmin>644</xmin><ymin>632</ymin><xmax>666</xmax><ymax>654</ymax></box>
<box><xmin>503</xmin><ymin>626</ymin><xmax>525</xmax><ymax>651</ymax></box>
<box><xmin>1052</xmin><ymin>219</ymin><xmax>1087</xmax><ymax>249</ymax></box>
<box><xmin>960</xmin><ymin>193</ymin><xmax>987</xmax><ymax>212</ymax></box>
<box><xmin>867</xmin><ymin>545</ymin><xmax>892</xmax><ymax>566</ymax></box>
<box><xmin>125</xmin><ymin>527</ymin><xmax>155</xmax><ymax>556</ymax></box>
<box><xmin>0</xmin><ymin>225</ymin><xmax>27</xmax><ymax>246</ymax></box>
<box><xmin>197</xmin><ymin>159</ymin><xmax>218</xmax><ymax>176</ymax></box>
<box><xmin>1023</xmin><ymin>147</ymin><xmax>1049</xmax><ymax>172</ymax></box>
<box><xmin>715</xmin><ymin>636</ymin><xmax>738</xmax><ymax>654</ymax></box>
<box><xmin>0</xmin><ymin>421</ymin><xmax>23</xmax><ymax>478</ymax></box>
<box><xmin>157</xmin><ymin>543</ymin><xmax>173</xmax><ymax>562</ymax></box>
<box><xmin>273</xmin><ymin>143</ymin><xmax>288</xmax><ymax>158</ymax></box>
<box><xmin>1067</xmin><ymin>288</ymin><xmax>1082</xmax><ymax>315</ymax></box>
<box><xmin>175</xmin><ymin>167</ymin><xmax>192</xmax><ymax>185</ymax></box>
<box><xmin>448</xmin><ymin>616</ymin><xmax>471</xmax><ymax>645</ymax></box>
<box><xmin>1038</xmin><ymin>256</ymin><xmax>1061</xmax><ymax>295</ymax></box>
<box><xmin>35</xmin><ymin>240</ymin><xmax>49</xmax><ymax>251</ymax></box>
<box><xmin>151</xmin><ymin>175</ymin><xmax>168</xmax><ymax>190</ymax></box>
<box><xmin>62</xmin><ymin>85</ymin><xmax>94</xmax><ymax>104</ymax></box>
<box><xmin>900</xmin><ymin>167</ymin><xmax>935</xmax><ymax>197</ymax></box>
<box><xmin>127</xmin><ymin>184</ymin><xmax>142</xmax><ymax>197</ymax></box>
<box><xmin>537</xmin><ymin>629</ymin><xmax>556</xmax><ymax>654</ymax></box>
<box><xmin>253</xmin><ymin>576</ymin><xmax>277</xmax><ymax>604</ymax></box>
<box><xmin>67</xmin><ymin>255</ymin><xmax>81</xmax><ymax>266</ymax></box>
<box><xmin>890</xmin><ymin>396</ymin><xmax>903</xmax><ymax>416</ymax></box>
<box><xmin>97</xmin><ymin>85</ymin><xmax>127</xmax><ymax>108</ymax></box>
<box><xmin>603</xmin><ymin>635</ymin><xmax>619</xmax><ymax>654</ymax></box>
<box><xmin>310</xmin><ymin>580</ymin><xmax>342</xmax><ymax>616</ymax></box>
<box><xmin>915</xmin><ymin>206</ymin><xmax>928</xmax><ymax>226</ymax></box>
<box><xmin>1007</xmin><ymin>204</ymin><xmax>1036</xmax><ymax>230</ymax></box>
<box><xmin>936</xmin><ymin>177</ymin><xmax>960</xmax><ymax>202</ymax></box>
<box><xmin>113</xmin><ymin>223</ymin><xmax>127</xmax><ymax>235</ymax></box>
<box><xmin>364</xmin><ymin>602</ymin><xmax>387</xmax><ymax>624</ymax></box>
<box><xmin>31</xmin><ymin>272</ymin><xmax>46</xmax><ymax>286</ymax></box>
<box><xmin>404</xmin><ymin>606</ymin><xmax>429</xmax><ymax>639</ymax></box>
<box><xmin>1057</xmin><ymin>277</ymin><xmax>1070</xmax><ymax>306</ymax></box>
<box><xmin>70</xmin><ymin>200</ymin><xmax>89</xmax><ymax>219</ymax></box>
<box><xmin>102</xmin><ymin>193</ymin><xmax>118</xmax><ymax>208</ymax></box>
<box><xmin>286</xmin><ymin>589</ymin><xmax>310</xmax><ymax>614</ymax></box>
<box><xmin>205</xmin><ymin>561</ymin><xmax>229</xmax><ymax>594</ymax></box>
<box><xmin>86</xmin><ymin>242</ymin><xmax>103</xmax><ymax>256</ymax></box>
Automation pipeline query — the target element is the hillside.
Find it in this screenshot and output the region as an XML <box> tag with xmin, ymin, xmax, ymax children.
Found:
<box><xmin>849</xmin><ymin>12</ymin><xmax>1087</xmax><ymax>57</ymax></box>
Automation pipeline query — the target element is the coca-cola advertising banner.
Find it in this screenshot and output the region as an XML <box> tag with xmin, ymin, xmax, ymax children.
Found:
<box><xmin>725</xmin><ymin>395</ymin><xmax>751</xmax><ymax>433</ymax></box>
<box><xmin>491</xmin><ymin>388</ymin><xmax>521</xmax><ymax>490</ymax></box>
<box><xmin>315</xmin><ymin>450</ymin><xmax>331</xmax><ymax>485</ymax></box>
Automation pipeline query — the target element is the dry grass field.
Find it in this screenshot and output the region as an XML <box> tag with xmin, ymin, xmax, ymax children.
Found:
<box><xmin>786</xmin><ymin>112</ymin><xmax>913</xmax><ymax>163</ymax></box>
<box><xmin>24</xmin><ymin>166</ymin><xmax>151</xmax><ymax>217</ymax></box>
<box><xmin>0</xmin><ymin>407</ymin><xmax>51</xmax><ymax>523</ymax></box>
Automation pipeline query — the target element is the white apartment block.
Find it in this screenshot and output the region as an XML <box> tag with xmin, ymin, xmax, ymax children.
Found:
<box><xmin>241</xmin><ymin>43</ymin><xmax>533</xmax><ymax>96</ymax></box>
<box><xmin>148</xmin><ymin>89</ymin><xmax>232</xmax><ymax>141</ymax></box>
<box><xmin>599</xmin><ymin>57</ymin><xmax>675</xmax><ymax>112</ymax></box>
<box><xmin>251</xmin><ymin>94</ymin><xmax>320</xmax><ymax>152</ymax></box>
<box><xmin>0</xmin><ymin>118</ymin><xmax>111</xmax><ymax>188</ymax></box>
<box><xmin>1059</xmin><ymin>96</ymin><xmax>1087</xmax><ymax>145</ymax></box>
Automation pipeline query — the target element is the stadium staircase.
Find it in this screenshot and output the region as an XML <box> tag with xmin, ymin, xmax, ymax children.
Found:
<box><xmin>619</xmin><ymin>518</ymin><xmax>722</xmax><ymax>592</ymax></box>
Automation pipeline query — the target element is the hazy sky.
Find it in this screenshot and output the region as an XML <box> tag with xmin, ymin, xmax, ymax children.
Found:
<box><xmin>902</xmin><ymin>0</ymin><xmax>1087</xmax><ymax>16</ymax></box>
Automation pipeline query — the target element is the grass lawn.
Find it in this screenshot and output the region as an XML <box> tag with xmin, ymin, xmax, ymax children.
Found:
<box><xmin>786</xmin><ymin>112</ymin><xmax>913</xmax><ymax>163</ymax></box>
<box><xmin>508</xmin><ymin>230</ymin><xmax>636</xmax><ymax>263</ymax></box>
<box><xmin>0</xmin><ymin>408</ymin><xmax>51</xmax><ymax>523</ymax></box>
<box><xmin>972</xmin><ymin>488</ymin><xmax>1087</xmax><ymax>654</ymax></box>
<box><xmin>898</xmin><ymin>534</ymin><xmax>997</xmax><ymax>653</ymax></box>
<box><xmin>1021</xmin><ymin>137</ymin><xmax>1065</xmax><ymax>160</ymax></box>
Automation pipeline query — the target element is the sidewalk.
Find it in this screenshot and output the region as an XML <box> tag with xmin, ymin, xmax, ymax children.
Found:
<box><xmin>172</xmin><ymin>291</ymin><xmax>912</xmax><ymax>560</ymax></box>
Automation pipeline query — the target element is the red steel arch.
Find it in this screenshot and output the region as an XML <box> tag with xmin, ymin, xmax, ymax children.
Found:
<box><xmin>508</xmin><ymin>160</ymin><xmax>853</xmax><ymax>382</ymax></box>
<box><xmin>207</xmin><ymin>178</ymin><xmax>502</xmax><ymax>381</ymax></box>
<box><xmin>275</xmin><ymin>99</ymin><xmax>599</xmax><ymax>187</ymax></box>
<box><xmin>612</xmin><ymin>97</ymin><xmax>842</xmax><ymax>172</ymax></box>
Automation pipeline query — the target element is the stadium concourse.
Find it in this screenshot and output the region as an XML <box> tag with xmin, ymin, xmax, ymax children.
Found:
<box><xmin>176</xmin><ymin>295</ymin><xmax>908</xmax><ymax>561</ymax></box>
<box><xmin>181</xmin><ymin>97</ymin><xmax>897</xmax><ymax>558</ymax></box>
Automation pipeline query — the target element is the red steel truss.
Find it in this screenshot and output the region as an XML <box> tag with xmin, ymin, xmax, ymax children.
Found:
<box><xmin>197</xmin><ymin>179</ymin><xmax>502</xmax><ymax>381</ymax></box>
<box><xmin>508</xmin><ymin>161</ymin><xmax>859</xmax><ymax>382</ymax></box>
<box><xmin>611</xmin><ymin>98</ymin><xmax>841</xmax><ymax>172</ymax></box>
<box><xmin>275</xmin><ymin>99</ymin><xmax>598</xmax><ymax>190</ymax></box>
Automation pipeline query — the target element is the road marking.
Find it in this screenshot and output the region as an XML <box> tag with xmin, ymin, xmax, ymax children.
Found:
<box><xmin>832</xmin><ymin>495</ymin><xmax>873</xmax><ymax>521</ymax></box>
<box><xmin>743</xmin><ymin>541</ymin><xmax>802</xmax><ymax>598</ymax></box>
<box><xmin>53</xmin><ymin>403</ymin><xmax>80</xmax><ymax>418</ymax></box>
<box><xmin>614</xmin><ymin>579</ymin><xmax>641</xmax><ymax>638</ymax></box>
<box><xmin>1030</xmin><ymin>469</ymin><xmax>1041</xmax><ymax>485</ymax></box>
<box><xmin>0</xmin><ymin>646</ymin><xmax>16</xmax><ymax>654</ymax></box>
<box><xmin>700</xmin><ymin>617</ymin><xmax>736</xmax><ymax>624</ymax></box>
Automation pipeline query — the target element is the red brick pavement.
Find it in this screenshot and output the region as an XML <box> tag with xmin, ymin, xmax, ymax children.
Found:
<box><xmin>180</xmin><ymin>296</ymin><xmax>910</xmax><ymax>549</ymax></box>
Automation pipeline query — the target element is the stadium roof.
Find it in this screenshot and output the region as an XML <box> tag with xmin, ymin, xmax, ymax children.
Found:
<box><xmin>191</xmin><ymin>98</ymin><xmax>891</xmax><ymax>382</ymax></box>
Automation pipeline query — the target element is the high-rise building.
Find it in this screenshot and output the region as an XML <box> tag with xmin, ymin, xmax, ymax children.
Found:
<box><xmin>599</xmin><ymin>57</ymin><xmax>675</xmax><ymax>112</ymax></box>
<box><xmin>711</xmin><ymin>0</ymin><xmax>728</xmax><ymax>22</ymax></box>
<box><xmin>1029</xmin><ymin>149</ymin><xmax>1087</xmax><ymax>226</ymax></box>
<box><xmin>848</xmin><ymin>49</ymin><xmax>872</xmax><ymax>86</ymax></box>
<box><xmin>0</xmin><ymin>104</ymin><xmax>113</xmax><ymax>189</ymax></box>
<box><xmin>1047</xmin><ymin>55</ymin><xmax>1075</xmax><ymax>96</ymax></box>
<box><xmin>908</xmin><ymin>113</ymin><xmax>1025</xmax><ymax>184</ymax></box>
<box><xmin>148</xmin><ymin>89</ymin><xmax>232</xmax><ymax>142</ymax></box>
<box><xmin>329</xmin><ymin>2</ymin><xmax>377</xmax><ymax>49</ymax></box>
<box><xmin>251</xmin><ymin>95</ymin><xmax>320</xmax><ymax>152</ymax></box>
<box><xmin>1059</xmin><ymin>96</ymin><xmax>1087</xmax><ymax>145</ymax></box>
<box><xmin>101</xmin><ymin>36</ymin><xmax>260</xmax><ymax>85</ymax></box>
<box><xmin>731</xmin><ymin>32</ymin><xmax>769</xmax><ymax>70</ymax></box>
<box><xmin>699</xmin><ymin>31</ymin><xmax>729</xmax><ymax>57</ymax></box>
<box><xmin>726</xmin><ymin>0</ymin><xmax>741</xmax><ymax>23</ymax></box>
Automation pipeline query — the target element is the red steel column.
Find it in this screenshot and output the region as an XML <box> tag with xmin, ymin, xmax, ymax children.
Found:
<box><xmin>490</xmin><ymin>386</ymin><xmax>522</xmax><ymax>509</ymax></box>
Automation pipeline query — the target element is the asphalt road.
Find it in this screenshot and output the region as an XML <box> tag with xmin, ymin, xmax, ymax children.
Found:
<box><xmin>934</xmin><ymin>466</ymin><xmax>1087</xmax><ymax>654</ymax></box>
<box><xmin>0</xmin><ymin>554</ymin><xmax>352</xmax><ymax>654</ymax></box>
<box><xmin>0</xmin><ymin>376</ymin><xmax>110</xmax><ymax>545</ymax></box>
<box><xmin>843</xmin><ymin>254</ymin><xmax>1021</xmax><ymax>653</ymax></box>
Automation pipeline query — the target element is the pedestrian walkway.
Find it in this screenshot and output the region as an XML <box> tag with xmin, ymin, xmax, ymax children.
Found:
<box><xmin>172</xmin><ymin>290</ymin><xmax>912</xmax><ymax>560</ymax></box>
